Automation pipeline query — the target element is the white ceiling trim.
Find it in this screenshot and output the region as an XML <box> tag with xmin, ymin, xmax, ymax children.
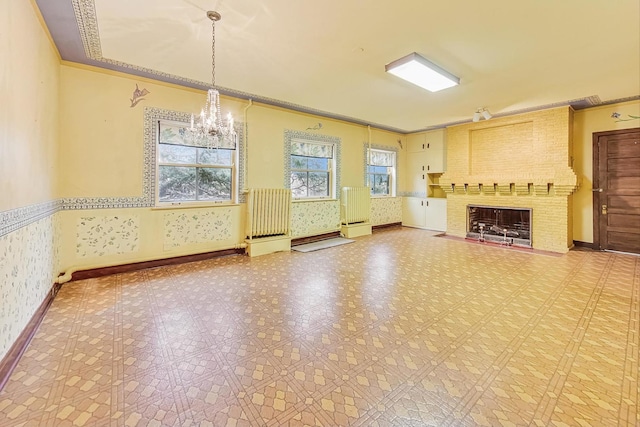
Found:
<box><xmin>37</xmin><ymin>0</ymin><xmax>640</xmax><ymax>133</ymax></box>
<box><xmin>68</xmin><ymin>0</ymin><xmax>410</xmax><ymax>133</ymax></box>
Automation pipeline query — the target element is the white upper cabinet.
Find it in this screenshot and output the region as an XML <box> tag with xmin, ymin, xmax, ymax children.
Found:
<box><xmin>407</xmin><ymin>152</ymin><xmax>427</xmax><ymax>192</ymax></box>
<box><xmin>407</xmin><ymin>133</ymin><xmax>426</xmax><ymax>152</ymax></box>
<box><xmin>424</xmin><ymin>129</ymin><xmax>446</xmax><ymax>173</ymax></box>
<box><xmin>424</xmin><ymin>129</ymin><xmax>445</xmax><ymax>152</ymax></box>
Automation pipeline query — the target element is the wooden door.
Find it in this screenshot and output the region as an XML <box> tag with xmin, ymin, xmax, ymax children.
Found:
<box><xmin>594</xmin><ymin>128</ymin><xmax>640</xmax><ymax>253</ymax></box>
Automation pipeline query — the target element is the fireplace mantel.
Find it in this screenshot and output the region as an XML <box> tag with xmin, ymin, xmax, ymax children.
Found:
<box><xmin>441</xmin><ymin>106</ymin><xmax>577</xmax><ymax>253</ymax></box>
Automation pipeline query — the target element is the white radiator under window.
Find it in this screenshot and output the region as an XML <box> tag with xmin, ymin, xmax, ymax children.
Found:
<box><xmin>246</xmin><ymin>188</ymin><xmax>292</xmax><ymax>239</ymax></box>
<box><xmin>341</xmin><ymin>187</ymin><xmax>371</xmax><ymax>225</ymax></box>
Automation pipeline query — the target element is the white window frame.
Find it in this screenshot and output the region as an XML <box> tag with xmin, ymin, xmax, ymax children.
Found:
<box><xmin>285</xmin><ymin>132</ymin><xmax>340</xmax><ymax>201</ymax></box>
<box><xmin>366</xmin><ymin>147</ymin><xmax>397</xmax><ymax>197</ymax></box>
<box><xmin>290</xmin><ymin>153</ymin><xmax>334</xmax><ymax>199</ymax></box>
<box><xmin>155</xmin><ymin>119</ymin><xmax>238</xmax><ymax>207</ymax></box>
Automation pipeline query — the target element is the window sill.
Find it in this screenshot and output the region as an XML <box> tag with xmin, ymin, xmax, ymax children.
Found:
<box><xmin>152</xmin><ymin>202</ymin><xmax>240</xmax><ymax>210</ymax></box>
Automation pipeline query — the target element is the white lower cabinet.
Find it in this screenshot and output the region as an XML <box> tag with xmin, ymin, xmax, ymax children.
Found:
<box><xmin>402</xmin><ymin>197</ymin><xmax>426</xmax><ymax>228</ymax></box>
<box><xmin>402</xmin><ymin>197</ymin><xmax>447</xmax><ymax>231</ymax></box>
<box><xmin>425</xmin><ymin>198</ymin><xmax>447</xmax><ymax>232</ymax></box>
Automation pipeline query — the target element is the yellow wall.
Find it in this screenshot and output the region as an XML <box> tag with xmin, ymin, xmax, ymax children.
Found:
<box><xmin>58</xmin><ymin>65</ymin><xmax>220</xmax><ymax>197</ymax></box>
<box><xmin>0</xmin><ymin>1</ymin><xmax>60</xmax><ymax>360</ymax></box>
<box><xmin>3</xmin><ymin>0</ymin><xmax>636</xmax><ymax>361</ymax></box>
<box><xmin>59</xmin><ymin>65</ymin><xmax>402</xmax><ymax>197</ymax></box>
<box><xmin>0</xmin><ymin>0</ymin><xmax>59</xmax><ymax>210</ymax></box>
<box><xmin>57</xmin><ymin>64</ymin><xmax>402</xmax><ymax>273</ymax></box>
<box><xmin>572</xmin><ymin>100</ymin><xmax>640</xmax><ymax>243</ymax></box>
<box><xmin>243</xmin><ymin>103</ymin><xmax>402</xmax><ymax>190</ymax></box>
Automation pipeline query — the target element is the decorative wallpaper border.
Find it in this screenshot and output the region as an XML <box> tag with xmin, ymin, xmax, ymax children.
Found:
<box><xmin>71</xmin><ymin>0</ymin><xmax>207</xmax><ymax>90</ymax></box>
<box><xmin>65</xmin><ymin>0</ymin><xmax>405</xmax><ymax>134</ymax></box>
<box><xmin>72</xmin><ymin>0</ymin><xmax>102</xmax><ymax>61</ymax></box>
<box><xmin>47</xmin><ymin>1</ymin><xmax>637</xmax><ymax>135</ymax></box>
<box><xmin>60</xmin><ymin>107</ymin><xmax>246</xmax><ymax>211</ymax></box>
<box><xmin>283</xmin><ymin>130</ymin><xmax>341</xmax><ymax>199</ymax></box>
<box><xmin>362</xmin><ymin>142</ymin><xmax>399</xmax><ymax>195</ymax></box>
<box><xmin>61</xmin><ymin>196</ymin><xmax>150</xmax><ymax>210</ymax></box>
<box><xmin>3</xmin><ymin>108</ymin><xmax>248</xmax><ymax>236</ymax></box>
<box><xmin>398</xmin><ymin>191</ymin><xmax>428</xmax><ymax>198</ymax></box>
<box><xmin>0</xmin><ymin>200</ymin><xmax>62</xmax><ymax>238</ymax></box>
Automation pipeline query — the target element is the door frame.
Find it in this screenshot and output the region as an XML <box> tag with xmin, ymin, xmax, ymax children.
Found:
<box><xmin>592</xmin><ymin>127</ymin><xmax>640</xmax><ymax>250</ymax></box>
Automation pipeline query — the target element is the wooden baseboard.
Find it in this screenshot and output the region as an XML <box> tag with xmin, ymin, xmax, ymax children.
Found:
<box><xmin>70</xmin><ymin>248</ymin><xmax>245</xmax><ymax>281</ymax></box>
<box><xmin>0</xmin><ymin>282</ymin><xmax>61</xmax><ymax>393</ymax></box>
<box><xmin>292</xmin><ymin>232</ymin><xmax>341</xmax><ymax>246</ymax></box>
<box><xmin>573</xmin><ymin>240</ymin><xmax>596</xmax><ymax>250</ymax></box>
<box><xmin>372</xmin><ymin>222</ymin><xmax>402</xmax><ymax>231</ymax></box>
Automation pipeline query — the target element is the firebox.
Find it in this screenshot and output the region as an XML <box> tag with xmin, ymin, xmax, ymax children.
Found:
<box><xmin>467</xmin><ymin>205</ymin><xmax>532</xmax><ymax>247</ymax></box>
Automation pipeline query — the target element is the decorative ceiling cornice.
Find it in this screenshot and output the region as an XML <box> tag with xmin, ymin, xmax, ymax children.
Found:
<box><xmin>65</xmin><ymin>0</ymin><xmax>407</xmax><ymax>134</ymax></box>
<box><xmin>37</xmin><ymin>1</ymin><xmax>640</xmax><ymax>135</ymax></box>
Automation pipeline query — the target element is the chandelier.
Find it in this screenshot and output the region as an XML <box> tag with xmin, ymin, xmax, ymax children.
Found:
<box><xmin>187</xmin><ymin>11</ymin><xmax>236</xmax><ymax>149</ymax></box>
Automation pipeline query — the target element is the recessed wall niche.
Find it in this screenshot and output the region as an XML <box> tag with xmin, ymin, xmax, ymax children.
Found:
<box><xmin>470</xmin><ymin>122</ymin><xmax>534</xmax><ymax>177</ymax></box>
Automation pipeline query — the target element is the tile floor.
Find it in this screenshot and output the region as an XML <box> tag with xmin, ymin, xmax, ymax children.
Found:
<box><xmin>0</xmin><ymin>228</ymin><xmax>638</xmax><ymax>426</ymax></box>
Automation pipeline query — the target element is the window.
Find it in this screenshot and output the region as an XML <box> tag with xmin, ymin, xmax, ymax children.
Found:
<box><xmin>157</xmin><ymin>120</ymin><xmax>236</xmax><ymax>204</ymax></box>
<box><xmin>290</xmin><ymin>139</ymin><xmax>335</xmax><ymax>199</ymax></box>
<box><xmin>366</xmin><ymin>148</ymin><xmax>396</xmax><ymax>196</ymax></box>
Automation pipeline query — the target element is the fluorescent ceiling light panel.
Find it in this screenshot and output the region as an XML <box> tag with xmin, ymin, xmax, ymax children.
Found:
<box><xmin>385</xmin><ymin>52</ymin><xmax>459</xmax><ymax>92</ymax></box>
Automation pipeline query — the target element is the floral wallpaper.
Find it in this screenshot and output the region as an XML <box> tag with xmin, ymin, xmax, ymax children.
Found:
<box><xmin>290</xmin><ymin>198</ymin><xmax>399</xmax><ymax>237</ymax></box>
<box><xmin>0</xmin><ymin>214</ymin><xmax>59</xmax><ymax>360</ymax></box>
<box><xmin>164</xmin><ymin>208</ymin><xmax>233</xmax><ymax>250</ymax></box>
<box><xmin>291</xmin><ymin>200</ymin><xmax>341</xmax><ymax>237</ymax></box>
<box><xmin>76</xmin><ymin>215</ymin><xmax>140</xmax><ymax>258</ymax></box>
<box><xmin>370</xmin><ymin>197</ymin><xmax>402</xmax><ymax>226</ymax></box>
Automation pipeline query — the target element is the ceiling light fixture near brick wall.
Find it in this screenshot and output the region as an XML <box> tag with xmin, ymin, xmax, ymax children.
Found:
<box><xmin>473</xmin><ymin>107</ymin><xmax>492</xmax><ymax>122</ymax></box>
<box><xmin>385</xmin><ymin>52</ymin><xmax>459</xmax><ymax>92</ymax></box>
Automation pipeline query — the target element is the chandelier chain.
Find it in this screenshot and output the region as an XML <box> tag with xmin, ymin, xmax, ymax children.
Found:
<box><xmin>186</xmin><ymin>10</ymin><xmax>236</xmax><ymax>150</ymax></box>
<box><xmin>211</xmin><ymin>18</ymin><xmax>216</xmax><ymax>88</ymax></box>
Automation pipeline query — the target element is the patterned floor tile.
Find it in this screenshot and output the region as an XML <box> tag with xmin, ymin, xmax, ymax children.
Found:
<box><xmin>0</xmin><ymin>228</ymin><xmax>638</xmax><ymax>426</ymax></box>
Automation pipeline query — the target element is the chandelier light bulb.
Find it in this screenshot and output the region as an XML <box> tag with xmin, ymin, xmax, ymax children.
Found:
<box><xmin>186</xmin><ymin>11</ymin><xmax>237</xmax><ymax>149</ymax></box>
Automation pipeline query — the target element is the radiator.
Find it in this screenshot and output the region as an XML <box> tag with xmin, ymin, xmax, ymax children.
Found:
<box><xmin>246</xmin><ymin>188</ymin><xmax>292</xmax><ymax>239</ymax></box>
<box><xmin>341</xmin><ymin>187</ymin><xmax>371</xmax><ymax>225</ymax></box>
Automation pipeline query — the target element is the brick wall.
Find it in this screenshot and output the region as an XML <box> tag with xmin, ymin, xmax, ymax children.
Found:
<box><xmin>441</xmin><ymin>107</ymin><xmax>577</xmax><ymax>253</ymax></box>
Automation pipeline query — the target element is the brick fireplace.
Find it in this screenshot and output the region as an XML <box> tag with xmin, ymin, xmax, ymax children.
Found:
<box><xmin>440</xmin><ymin>107</ymin><xmax>577</xmax><ymax>253</ymax></box>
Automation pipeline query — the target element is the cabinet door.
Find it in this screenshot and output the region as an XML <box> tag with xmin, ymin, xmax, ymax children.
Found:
<box><xmin>402</xmin><ymin>197</ymin><xmax>426</xmax><ymax>228</ymax></box>
<box><xmin>424</xmin><ymin>129</ymin><xmax>445</xmax><ymax>152</ymax></box>
<box><xmin>407</xmin><ymin>152</ymin><xmax>427</xmax><ymax>193</ymax></box>
<box><xmin>407</xmin><ymin>133</ymin><xmax>426</xmax><ymax>152</ymax></box>
<box><xmin>425</xmin><ymin>198</ymin><xmax>447</xmax><ymax>231</ymax></box>
<box><xmin>426</xmin><ymin>150</ymin><xmax>445</xmax><ymax>173</ymax></box>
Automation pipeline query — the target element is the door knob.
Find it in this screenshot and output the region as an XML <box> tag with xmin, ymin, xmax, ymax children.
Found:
<box><xmin>592</xmin><ymin>188</ymin><xmax>603</xmax><ymax>192</ymax></box>
<box><xmin>602</xmin><ymin>204</ymin><xmax>607</xmax><ymax>215</ymax></box>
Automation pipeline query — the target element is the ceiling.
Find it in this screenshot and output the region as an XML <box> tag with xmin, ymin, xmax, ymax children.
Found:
<box><xmin>36</xmin><ymin>0</ymin><xmax>640</xmax><ymax>133</ymax></box>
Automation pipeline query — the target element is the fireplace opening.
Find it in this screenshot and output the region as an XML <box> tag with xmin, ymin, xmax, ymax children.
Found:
<box><xmin>467</xmin><ymin>205</ymin><xmax>532</xmax><ymax>247</ymax></box>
